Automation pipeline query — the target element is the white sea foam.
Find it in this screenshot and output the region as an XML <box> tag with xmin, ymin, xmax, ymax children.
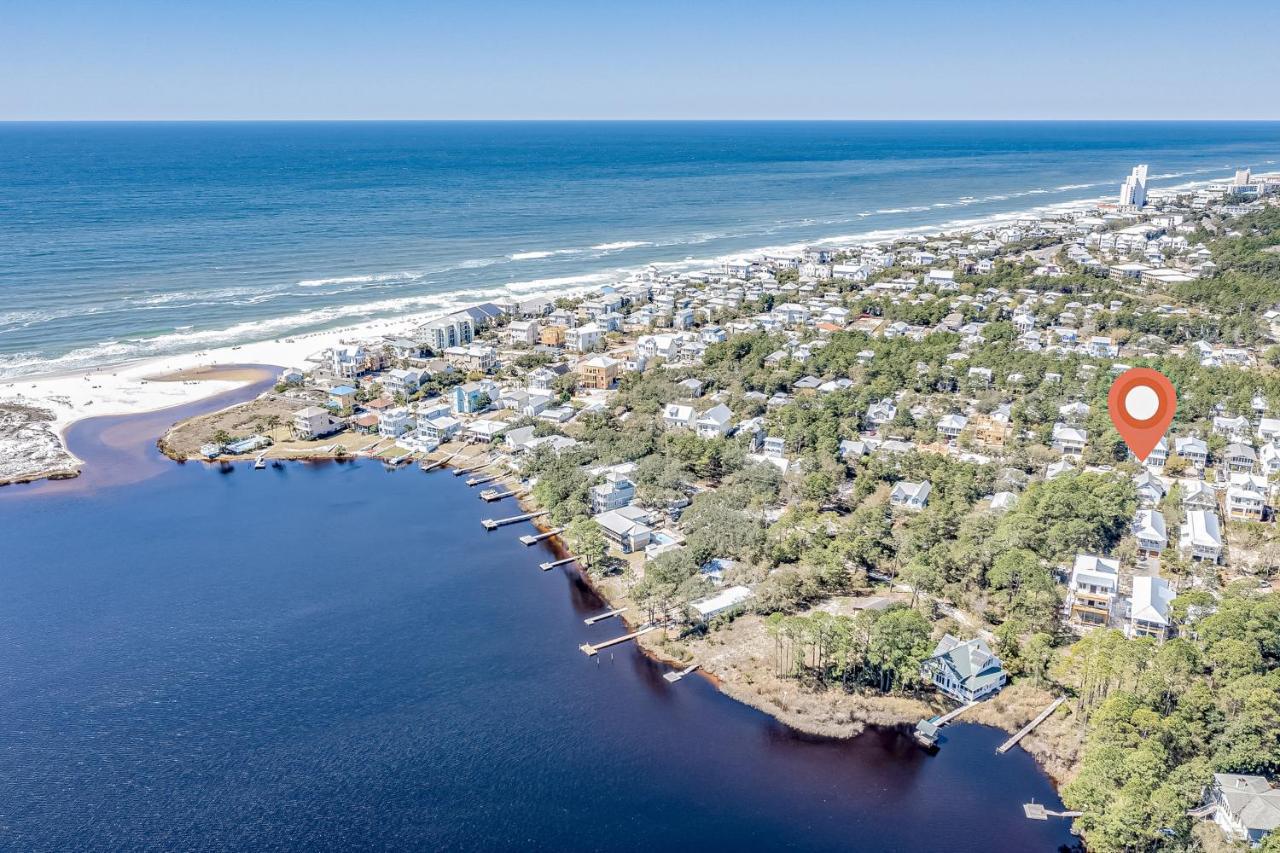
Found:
<box><xmin>591</xmin><ymin>241</ymin><xmax>652</xmax><ymax>251</ymax></box>
<box><xmin>297</xmin><ymin>271</ymin><xmax>421</xmax><ymax>287</ymax></box>
<box><xmin>509</xmin><ymin>249</ymin><xmax>581</xmax><ymax>260</ymax></box>
<box><xmin>2</xmin><ymin>166</ymin><xmax>1252</xmax><ymax>381</ymax></box>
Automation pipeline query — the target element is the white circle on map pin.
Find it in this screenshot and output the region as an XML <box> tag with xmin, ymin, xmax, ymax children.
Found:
<box><xmin>1125</xmin><ymin>385</ymin><xmax>1160</xmax><ymax>421</ymax></box>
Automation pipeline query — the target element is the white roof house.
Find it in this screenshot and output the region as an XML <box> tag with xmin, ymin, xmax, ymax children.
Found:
<box><xmin>690</xmin><ymin>585</ymin><xmax>753</xmax><ymax>620</ymax></box>
<box><xmin>1180</xmin><ymin>509</ymin><xmax>1223</xmax><ymax>562</ymax></box>
<box><xmin>1132</xmin><ymin>509</ymin><xmax>1167</xmax><ymax>557</ymax></box>
<box><xmin>937</xmin><ymin>414</ymin><xmax>969</xmax><ymax>438</ymax></box>
<box><xmin>1052</xmin><ymin>423</ymin><xmax>1088</xmax><ymax>455</ymax></box>
<box><xmin>1128</xmin><ymin>576</ymin><xmax>1175</xmax><ymax>640</ymax></box>
<box><xmin>695</xmin><ymin>404</ymin><xmax>734</xmax><ymax>439</ymax></box>
<box><xmin>890</xmin><ymin>480</ymin><xmax>931</xmax><ymax>511</ymax></box>
<box><xmin>662</xmin><ymin>403</ymin><xmax>696</xmax><ymax>430</ymax></box>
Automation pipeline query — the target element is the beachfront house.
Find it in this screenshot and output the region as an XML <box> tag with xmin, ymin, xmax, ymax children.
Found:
<box><xmin>417</xmin><ymin>315</ymin><xmax>474</xmax><ymax>352</ymax></box>
<box><xmin>1205</xmin><ymin>773</ymin><xmax>1280</xmax><ymax>846</ymax></box>
<box><xmin>329</xmin><ymin>345</ymin><xmax>367</xmax><ymax>380</ymax></box>
<box><xmin>920</xmin><ymin>635</ymin><xmax>1007</xmax><ymax>704</ymax></box>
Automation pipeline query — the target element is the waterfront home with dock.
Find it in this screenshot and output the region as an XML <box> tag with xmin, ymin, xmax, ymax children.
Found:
<box><xmin>920</xmin><ymin>635</ymin><xmax>1007</xmax><ymax>704</ymax></box>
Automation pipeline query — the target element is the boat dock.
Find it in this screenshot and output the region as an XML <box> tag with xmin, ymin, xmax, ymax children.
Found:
<box><xmin>479</xmin><ymin>488</ymin><xmax>516</xmax><ymax>502</ymax></box>
<box><xmin>466</xmin><ymin>473</ymin><xmax>499</xmax><ymax>486</ymax></box>
<box><xmin>481</xmin><ymin>511</ymin><xmax>547</xmax><ymax>530</ymax></box>
<box><xmin>420</xmin><ymin>450</ymin><xmax>461</xmax><ymax>472</ymax></box>
<box><xmin>1023</xmin><ymin>802</ymin><xmax>1083</xmax><ymax>821</ymax></box>
<box><xmin>579</xmin><ymin>625</ymin><xmax>655</xmax><ymax>656</ymax></box>
<box><xmin>519</xmin><ymin>528</ymin><xmax>563</xmax><ymax>545</ymax></box>
<box><xmin>663</xmin><ymin>663</ymin><xmax>700</xmax><ymax>683</ymax></box>
<box><xmin>913</xmin><ymin>700</ymin><xmax>979</xmax><ymax>747</ymax></box>
<box><xmin>540</xmin><ymin>556</ymin><xmax>577</xmax><ymax>571</ymax></box>
<box><xmin>454</xmin><ymin>459</ymin><xmax>491</xmax><ymax>476</ymax></box>
<box><xmin>997</xmin><ymin>697</ymin><xmax>1065</xmax><ymax>754</ymax></box>
<box><xmin>583</xmin><ymin>607</ymin><xmax>626</xmax><ymax>625</ymax></box>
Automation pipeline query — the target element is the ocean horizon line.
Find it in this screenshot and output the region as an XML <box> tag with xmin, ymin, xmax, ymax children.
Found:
<box><xmin>5</xmin><ymin>117</ymin><xmax>1280</xmax><ymax>125</ymax></box>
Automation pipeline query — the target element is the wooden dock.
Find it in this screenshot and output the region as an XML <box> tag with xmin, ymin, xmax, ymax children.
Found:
<box><xmin>663</xmin><ymin>663</ymin><xmax>700</xmax><ymax>683</ymax></box>
<box><xmin>466</xmin><ymin>473</ymin><xmax>499</xmax><ymax>486</ymax></box>
<box><xmin>454</xmin><ymin>459</ymin><xmax>492</xmax><ymax>476</ymax></box>
<box><xmin>583</xmin><ymin>607</ymin><xmax>626</xmax><ymax>625</ymax></box>
<box><xmin>579</xmin><ymin>626</ymin><xmax>655</xmax><ymax>656</ymax></box>
<box><xmin>913</xmin><ymin>700</ymin><xmax>979</xmax><ymax>748</ymax></box>
<box><xmin>519</xmin><ymin>528</ymin><xmax>563</xmax><ymax>546</ymax></box>
<box><xmin>479</xmin><ymin>488</ymin><xmax>516</xmax><ymax>502</ymax></box>
<box><xmin>420</xmin><ymin>450</ymin><xmax>460</xmax><ymax>472</ymax></box>
<box><xmin>998</xmin><ymin>697</ymin><xmax>1065</xmax><ymax>754</ymax></box>
<box><xmin>932</xmin><ymin>700</ymin><xmax>979</xmax><ymax>727</ymax></box>
<box><xmin>1023</xmin><ymin>802</ymin><xmax>1083</xmax><ymax>821</ymax></box>
<box><xmin>540</xmin><ymin>556</ymin><xmax>577</xmax><ymax>571</ymax></box>
<box><xmin>481</xmin><ymin>511</ymin><xmax>546</xmax><ymax>530</ymax></box>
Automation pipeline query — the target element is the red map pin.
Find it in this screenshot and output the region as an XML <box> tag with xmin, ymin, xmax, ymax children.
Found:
<box><xmin>1108</xmin><ymin>368</ymin><xmax>1177</xmax><ymax>462</ymax></box>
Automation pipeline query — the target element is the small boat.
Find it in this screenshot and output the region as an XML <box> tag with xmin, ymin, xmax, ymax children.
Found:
<box><xmin>253</xmin><ymin>453</ymin><xmax>267</xmax><ymax>470</ymax></box>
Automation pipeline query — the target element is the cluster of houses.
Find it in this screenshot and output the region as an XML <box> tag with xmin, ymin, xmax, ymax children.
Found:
<box><xmin>230</xmin><ymin>171</ymin><xmax>1280</xmax><ymax>847</ymax></box>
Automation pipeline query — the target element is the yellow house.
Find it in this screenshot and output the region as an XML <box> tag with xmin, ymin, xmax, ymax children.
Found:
<box><xmin>540</xmin><ymin>325</ymin><xmax>567</xmax><ymax>347</ymax></box>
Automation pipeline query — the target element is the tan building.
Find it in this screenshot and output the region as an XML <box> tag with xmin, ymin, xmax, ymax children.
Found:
<box><xmin>578</xmin><ymin>355</ymin><xmax>620</xmax><ymax>390</ymax></box>
<box><xmin>540</xmin><ymin>325</ymin><xmax>567</xmax><ymax>347</ymax></box>
<box><xmin>969</xmin><ymin>413</ymin><xmax>1012</xmax><ymax>449</ymax></box>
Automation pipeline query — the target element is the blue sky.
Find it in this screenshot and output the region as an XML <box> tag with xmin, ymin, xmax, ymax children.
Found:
<box><xmin>5</xmin><ymin>0</ymin><xmax>1279</xmax><ymax>120</ymax></box>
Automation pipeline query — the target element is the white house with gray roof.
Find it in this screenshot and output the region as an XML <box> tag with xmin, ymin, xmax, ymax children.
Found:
<box><xmin>1207</xmin><ymin>773</ymin><xmax>1280</xmax><ymax>845</ymax></box>
<box><xmin>920</xmin><ymin>635</ymin><xmax>1007</xmax><ymax>703</ymax></box>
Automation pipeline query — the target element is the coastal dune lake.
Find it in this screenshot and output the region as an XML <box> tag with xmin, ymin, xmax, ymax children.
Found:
<box><xmin>0</xmin><ymin>416</ymin><xmax>1076</xmax><ymax>852</ymax></box>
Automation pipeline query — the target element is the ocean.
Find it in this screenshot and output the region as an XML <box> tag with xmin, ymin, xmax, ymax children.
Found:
<box><xmin>2</xmin><ymin>120</ymin><xmax>1279</xmax><ymax>379</ymax></box>
<box><xmin>0</xmin><ymin>406</ymin><xmax>1077</xmax><ymax>851</ymax></box>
